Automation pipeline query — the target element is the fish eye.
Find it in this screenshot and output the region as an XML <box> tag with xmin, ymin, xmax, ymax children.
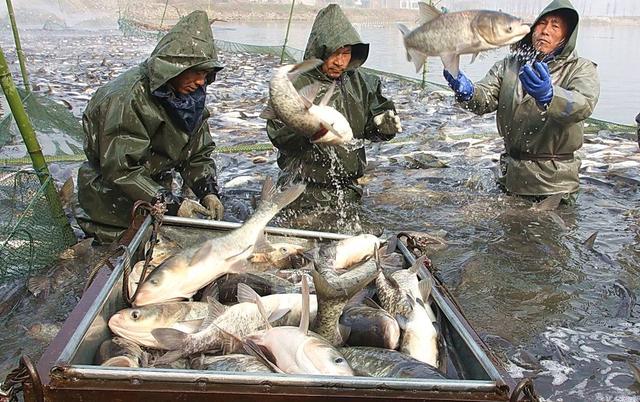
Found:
<box><xmin>507</xmin><ymin>26</ymin><xmax>513</xmax><ymax>33</ymax></box>
<box><xmin>334</xmin><ymin>357</ymin><xmax>345</xmax><ymax>364</ymax></box>
<box><xmin>131</xmin><ymin>310</ymin><xmax>140</xmax><ymax>320</ymax></box>
<box><xmin>150</xmin><ymin>278</ymin><xmax>159</xmax><ymax>285</ymax></box>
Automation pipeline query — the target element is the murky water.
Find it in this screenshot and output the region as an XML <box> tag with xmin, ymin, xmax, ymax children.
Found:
<box><xmin>0</xmin><ymin>27</ymin><xmax>639</xmax><ymax>402</ymax></box>
<box><xmin>212</xmin><ymin>20</ymin><xmax>640</xmax><ymax>125</ymax></box>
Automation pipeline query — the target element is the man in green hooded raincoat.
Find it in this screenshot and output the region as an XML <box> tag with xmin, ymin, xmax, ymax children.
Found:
<box><xmin>76</xmin><ymin>11</ymin><xmax>224</xmax><ymax>243</ymax></box>
<box><xmin>444</xmin><ymin>0</ymin><xmax>600</xmax><ymax>202</ymax></box>
<box><xmin>266</xmin><ymin>4</ymin><xmax>401</xmax><ymax>231</ymax></box>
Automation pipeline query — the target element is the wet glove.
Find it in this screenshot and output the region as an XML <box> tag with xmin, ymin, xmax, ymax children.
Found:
<box><xmin>201</xmin><ymin>194</ymin><xmax>224</xmax><ymax>220</ymax></box>
<box><xmin>373</xmin><ymin>110</ymin><xmax>403</xmax><ymax>135</ymax></box>
<box><xmin>176</xmin><ymin>198</ymin><xmax>214</xmax><ymax>219</ymax></box>
<box><xmin>443</xmin><ymin>69</ymin><xmax>474</xmax><ymax>102</ymax></box>
<box><xmin>519</xmin><ymin>61</ymin><xmax>553</xmax><ymax>108</ymax></box>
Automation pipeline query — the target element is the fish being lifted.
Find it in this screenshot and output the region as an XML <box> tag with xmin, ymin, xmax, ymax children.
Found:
<box><xmin>260</xmin><ymin>59</ymin><xmax>353</xmax><ymax>146</ymax></box>
<box><xmin>398</xmin><ymin>2</ymin><xmax>530</xmax><ymax>75</ymax></box>
<box><xmin>133</xmin><ymin>178</ymin><xmax>305</xmax><ymax>306</ymax></box>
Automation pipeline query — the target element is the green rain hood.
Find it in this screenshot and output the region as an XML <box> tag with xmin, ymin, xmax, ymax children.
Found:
<box><xmin>76</xmin><ymin>11</ymin><xmax>221</xmax><ymax>243</ymax></box>
<box><xmin>464</xmin><ymin>0</ymin><xmax>600</xmax><ymax>196</ymax></box>
<box><xmin>267</xmin><ymin>4</ymin><xmax>395</xmax><ymax>187</ymax></box>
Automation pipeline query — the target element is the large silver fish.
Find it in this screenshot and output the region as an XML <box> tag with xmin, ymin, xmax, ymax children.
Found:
<box><xmin>240</xmin><ymin>276</ymin><xmax>353</xmax><ymax>376</ymax></box>
<box><xmin>108</xmin><ymin>302</ymin><xmax>209</xmax><ymax>349</ymax></box>
<box><xmin>151</xmin><ymin>285</ymin><xmax>318</xmax><ymax>365</ymax></box>
<box><xmin>339</xmin><ymin>298</ymin><xmax>400</xmax><ymax>349</ymax></box>
<box><xmin>134</xmin><ymin>178</ymin><xmax>305</xmax><ymax>306</ymax></box>
<box><xmin>339</xmin><ymin>347</ymin><xmax>445</xmax><ymax>379</ymax></box>
<box><xmin>260</xmin><ymin>59</ymin><xmax>353</xmax><ymax>146</ymax></box>
<box><xmin>398</xmin><ymin>3</ymin><xmax>530</xmax><ymax>75</ymax></box>
<box><xmin>311</xmin><ymin>258</ymin><xmax>378</xmax><ymax>346</ymax></box>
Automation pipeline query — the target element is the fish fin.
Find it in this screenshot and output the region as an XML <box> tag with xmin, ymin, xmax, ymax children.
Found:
<box><xmin>409</xmin><ymin>255</ymin><xmax>427</xmax><ymax>275</ymax></box>
<box><xmin>338</xmin><ymin>323</ymin><xmax>351</xmax><ymax>344</ymax></box>
<box><xmin>395</xmin><ymin>314</ymin><xmax>408</xmax><ymax>330</ymax></box>
<box><xmin>153</xmin><ymin>349</ymin><xmax>185</xmax><ymax>367</ymax></box>
<box><xmin>470</xmin><ymin>52</ymin><xmax>479</xmax><ymax>64</ymax></box>
<box><xmin>319</xmin><ymin>82</ymin><xmax>336</xmax><ymax>106</ymax></box>
<box><xmin>583</xmin><ymin>231</ymin><xmax>598</xmax><ymax>250</ymax></box>
<box><xmin>151</xmin><ymin>328</ymin><xmax>188</xmax><ymax>351</ymax></box>
<box><xmin>298</xmin><ymin>82</ymin><xmax>321</xmax><ymax>109</ymax></box>
<box><xmin>268</xmin><ymin>307</ymin><xmax>292</xmax><ymax>323</ymax></box>
<box><xmin>57</xmin><ymin>176</ymin><xmax>74</xmax><ymax>208</ymax></box>
<box><xmin>27</xmin><ymin>276</ymin><xmax>51</xmax><ymax>298</ymax></box>
<box><xmin>237</xmin><ymin>282</ymin><xmax>262</xmax><ymax>304</ymax></box>
<box><xmin>243</xmin><ymin>338</ymin><xmax>284</xmax><ymax>373</ymax></box>
<box><xmin>253</xmin><ymin>230</ymin><xmax>272</xmax><ymax>253</ymax></box>
<box><xmin>299</xmin><ymin>275</ymin><xmax>310</xmax><ymax>334</ymax></box>
<box><xmin>417</xmin><ymin>2</ymin><xmax>442</xmax><ymax>24</ymax></box>
<box><xmin>419</xmin><ymin>277</ymin><xmax>433</xmax><ymax>302</ymax></box>
<box><xmin>259</xmin><ymin>103</ymin><xmax>277</xmax><ymax>120</ymax></box>
<box><xmin>173</xmin><ymin>319</ymin><xmax>205</xmax><ymax>333</ymax></box>
<box><xmin>531</xmin><ymin>193</ymin><xmax>564</xmax><ymax>212</ymax></box>
<box><xmin>260</xmin><ymin>176</ymin><xmax>275</xmax><ymax>202</ymax></box>
<box><xmin>408</xmin><ymin>49</ymin><xmax>428</xmax><ymax>73</ymax></box>
<box><xmin>201</xmin><ymin>296</ymin><xmax>227</xmax><ymax>329</ymax></box>
<box><xmin>310</xmin><ymin>264</ymin><xmax>339</xmax><ymax>298</ymax></box>
<box><xmin>224</xmin><ymin>244</ymin><xmax>253</xmax><ymax>262</ymax></box>
<box><xmin>208</xmin><ymin>281</ymin><xmax>220</xmax><ymax>301</ymax></box>
<box><xmin>254</xmin><ymin>291</ymin><xmax>273</xmax><ymax>330</ymax></box>
<box><xmin>189</xmin><ymin>242</ymin><xmax>213</xmax><ymax>266</ymax></box>
<box><xmin>362</xmin><ymin>297</ymin><xmax>384</xmax><ymax>310</ymax></box>
<box><xmin>440</xmin><ymin>53</ymin><xmax>460</xmax><ymax>77</ymax></box>
<box><xmin>397</xmin><ymin>23</ymin><xmax>410</xmax><ymax>38</ymax></box>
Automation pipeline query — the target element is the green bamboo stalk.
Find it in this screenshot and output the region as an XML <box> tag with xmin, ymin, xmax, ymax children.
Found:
<box><xmin>280</xmin><ymin>0</ymin><xmax>296</xmax><ymax>64</ymax></box>
<box><xmin>0</xmin><ymin>45</ymin><xmax>75</xmax><ymax>243</ymax></box>
<box><xmin>5</xmin><ymin>0</ymin><xmax>31</xmax><ymax>93</ymax></box>
<box><xmin>159</xmin><ymin>0</ymin><xmax>170</xmax><ymax>29</ymax></box>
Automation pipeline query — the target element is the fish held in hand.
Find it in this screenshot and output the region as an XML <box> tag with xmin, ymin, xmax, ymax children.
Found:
<box><xmin>260</xmin><ymin>59</ymin><xmax>354</xmax><ymax>146</ymax></box>
<box><xmin>133</xmin><ymin>178</ymin><xmax>305</xmax><ymax>306</ymax></box>
<box><xmin>398</xmin><ymin>2</ymin><xmax>530</xmax><ymax>75</ymax></box>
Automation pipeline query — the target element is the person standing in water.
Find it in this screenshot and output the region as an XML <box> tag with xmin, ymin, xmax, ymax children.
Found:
<box><xmin>445</xmin><ymin>0</ymin><xmax>600</xmax><ymax>204</ymax></box>
<box><xmin>266</xmin><ymin>4</ymin><xmax>401</xmax><ymax>232</ymax></box>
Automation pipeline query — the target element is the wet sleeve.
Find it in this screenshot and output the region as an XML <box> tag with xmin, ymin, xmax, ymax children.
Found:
<box><xmin>98</xmin><ymin>98</ymin><xmax>164</xmax><ymax>202</ymax></box>
<box><xmin>546</xmin><ymin>60</ymin><xmax>600</xmax><ymax>125</ymax></box>
<box><xmin>266</xmin><ymin>118</ymin><xmax>312</xmax><ymax>155</ymax></box>
<box><xmin>463</xmin><ymin>60</ymin><xmax>504</xmax><ymax>115</ymax></box>
<box><xmin>180</xmin><ymin>120</ymin><xmax>217</xmax><ymax>194</ymax></box>
<box><xmin>363</xmin><ymin>73</ymin><xmax>397</xmax><ymax>142</ymax></box>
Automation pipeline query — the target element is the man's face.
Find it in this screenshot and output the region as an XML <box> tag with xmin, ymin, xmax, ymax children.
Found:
<box><xmin>322</xmin><ymin>46</ymin><xmax>352</xmax><ymax>79</ymax></box>
<box><xmin>170</xmin><ymin>69</ymin><xmax>209</xmax><ymax>95</ymax></box>
<box><xmin>532</xmin><ymin>13</ymin><xmax>569</xmax><ymax>55</ymax></box>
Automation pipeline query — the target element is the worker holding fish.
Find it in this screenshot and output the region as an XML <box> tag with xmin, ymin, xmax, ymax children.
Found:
<box><xmin>265</xmin><ymin>4</ymin><xmax>401</xmax><ymax>231</ymax></box>
<box><xmin>443</xmin><ymin>0</ymin><xmax>600</xmax><ymax>204</ymax></box>
<box><xmin>75</xmin><ymin>11</ymin><xmax>225</xmax><ymax>243</ymax></box>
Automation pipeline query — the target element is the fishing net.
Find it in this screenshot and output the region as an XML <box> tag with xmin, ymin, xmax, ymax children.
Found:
<box><xmin>0</xmin><ymin>87</ymin><xmax>84</xmax><ymax>159</ymax></box>
<box><xmin>0</xmin><ymin>170</ymin><xmax>76</xmax><ymax>283</ymax></box>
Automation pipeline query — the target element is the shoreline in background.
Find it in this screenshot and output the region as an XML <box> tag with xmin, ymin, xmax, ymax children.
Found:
<box><xmin>1</xmin><ymin>3</ymin><xmax>640</xmax><ymax>29</ymax></box>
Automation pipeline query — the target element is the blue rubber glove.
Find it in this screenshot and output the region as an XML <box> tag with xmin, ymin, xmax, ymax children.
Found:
<box><xmin>519</xmin><ymin>61</ymin><xmax>553</xmax><ymax>108</ymax></box>
<box><xmin>443</xmin><ymin>69</ymin><xmax>474</xmax><ymax>102</ymax></box>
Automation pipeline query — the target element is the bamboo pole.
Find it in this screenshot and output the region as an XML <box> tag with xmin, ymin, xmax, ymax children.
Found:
<box><xmin>159</xmin><ymin>0</ymin><xmax>170</xmax><ymax>29</ymax></box>
<box><xmin>0</xmin><ymin>45</ymin><xmax>75</xmax><ymax>243</ymax></box>
<box><xmin>280</xmin><ymin>0</ymin><xmax>296</xmax><ymax>64</ymax></box>
<box><xmin>5</xmin><ymin>0</ymin><xmax>31</xmax><ymax>93</ymax></box>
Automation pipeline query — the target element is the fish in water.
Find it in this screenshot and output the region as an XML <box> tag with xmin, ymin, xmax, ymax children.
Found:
<box><xmin>235</xmin><ymin>276</ymin><xmax>353</xmax><ymax>376</ymax></box>
<box><xmin>397</xmin><ymin>2</ymin><xmax>530</xmax><ymax>75</ymax></box>
<box><xmin>190</xmin><ymin>354</ymin><xmax>272</xmax><ymax>373</ymax></box>
<box><xmin>108</xmin><ymin>302</ymin><xmax>209</xmax><ymax>349</ymax></box>
<box><xmin>95</xmin><ymin>337</ymin><xmax>149</xmax><ymax>368</ymax></box>
<box><xmin>260</xmin><ymin>59</ymin><xmax>353</xmax><ymax>145</ymax></box>
<box><xmin>152</xmin><ymin>284</ymin><xmax>318</xmax><ymax>365</ymax></box>
<box><xmin>339</xmin><ymin>347</ymin><xmax>445</xmax><ymax>379</ymax></box>
<box><xmin>339</xmin><ymin>298</ymin><xmax>400</xmax><ymax>349</ymax></box>
<box><xmin>311</xmin><ymin>257</ymin><xmax>379</xmax><ymax>346</ymax></box>
<box><xmin>133</xmin><ymin>178</ymin><xmax>305</xmax><ymax>306</ymax></box>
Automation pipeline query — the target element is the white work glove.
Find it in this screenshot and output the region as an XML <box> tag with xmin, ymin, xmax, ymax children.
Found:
<box><xmin>201</xmin><ymin>194</ymin><xmax>224</xmax><ymax>220</ymax></box>
<box><xmin>373</xmin><ymin>110</ymin><xmax>402</xmax><ymax>135</ymax></box>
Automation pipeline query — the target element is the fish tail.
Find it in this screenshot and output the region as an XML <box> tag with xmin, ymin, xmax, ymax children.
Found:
<box><xmin>153</xmin><ymin>350</ymin><xmax>185</xmax><ymax>367</ymax></box>
<box><xmin>261</xmin><ymin>178</ymin><xmax>306</xmax><ymax>212</ymax></box>
<box><xmin>397</xmin><ymin>23</ymin><xmax>412</xmax><ymax>62</ymax></box>
<box><xmin>287</xmin><ymin>58</ymin><xmax>324</xmax><ymax>80</ymax></box>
